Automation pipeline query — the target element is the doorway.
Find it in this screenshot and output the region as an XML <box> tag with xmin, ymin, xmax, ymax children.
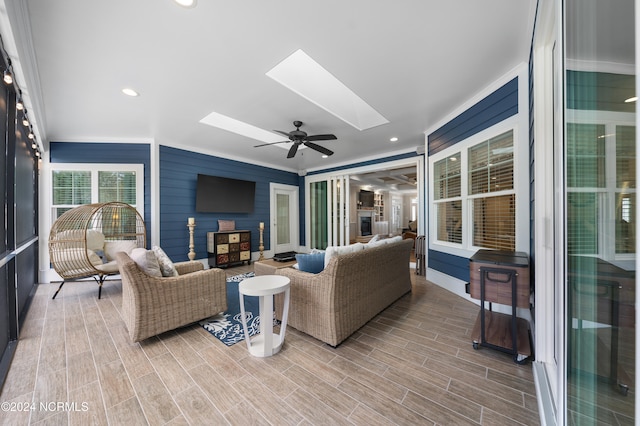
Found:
<box><xmin>305</xmin><ymin>157</ymin><xmax>424</xmax><ymax>249</ymax></box>
<box><xmin>270</xmin><ymin>183</ymin><xmax>299</xmax><ymax>254</ymax></box>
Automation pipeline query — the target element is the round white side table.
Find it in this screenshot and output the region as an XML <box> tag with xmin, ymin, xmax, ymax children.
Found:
<box><xmin>238</xmin><ymin>275</ymin><xmax>290</xmax><ymax>357</ymax></box>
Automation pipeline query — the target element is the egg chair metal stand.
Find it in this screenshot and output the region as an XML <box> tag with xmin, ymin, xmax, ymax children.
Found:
<box><xmin>48</xmin><ymin>202</ymin><xmax>146</xmax><ymax>299</ymax></box>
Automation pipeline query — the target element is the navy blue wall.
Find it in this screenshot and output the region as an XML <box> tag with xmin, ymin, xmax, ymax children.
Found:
<box><xmin>428</xmin><ymin>77</ymin><xmax>519</xmax><ymax>156</ymax></box>
<box><xmin>159</xmin><ymin>146</ymin><xmax>300</xmax><ymax>261</ymax></box>
<box><xmin>49</xmin><ymin>142</ymin><xmax>152</xmax><ymax>244</ymax></box>
<box><xmin>426</xmin><ymin>78</ymin><xmax>519</xmax><ymax>282</ymax></box>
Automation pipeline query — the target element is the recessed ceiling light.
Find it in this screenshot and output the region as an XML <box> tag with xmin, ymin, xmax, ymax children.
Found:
<box><xmin>174</xmin><ymin>0</ymin><xmax>197</xmax><ymax>7</ymax></box>
<box><xmin>390</xmin><ymin>137</ymin><xmax>398</xmax><ymax>142</ymax></box>
<box><xmin>122</xmin><ymin>88</ymin><xmax>139</xmax><ymax>97</ymax></box>
<box><xmin>625</xmin><ymin>96</ymin><xmax>638</xmax><ymax>103</ymax></box>
<box><xmin>266</xmin><ymin>49</ymin><xmax>389</xmax><ymax>131</ymax></box>
<box><xmin>322</xmin><ymin>154</ymin><xmax>329</xmax><ymax>158</ymax></box>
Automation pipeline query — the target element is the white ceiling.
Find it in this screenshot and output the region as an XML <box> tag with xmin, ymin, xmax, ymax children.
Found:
<box><xmin>5</xmin><ymin>0</ymin><xmax>536</xmax><ymax>173</ymax></box>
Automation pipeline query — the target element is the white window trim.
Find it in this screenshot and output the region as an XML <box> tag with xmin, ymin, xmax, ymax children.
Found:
<box><xmin>49</xmin><ymin>163</ymin><xmax>144</xmax><ymax>218</ymax></box>
<box><xmin>43</xmin><ymin>163</ymin><xmax>145</xmax><ymax>281</ymax></box>
<box><xmin>428</xmin><ymin>116</ymin><xmax>529</xmax><ymax>258</ymax></box>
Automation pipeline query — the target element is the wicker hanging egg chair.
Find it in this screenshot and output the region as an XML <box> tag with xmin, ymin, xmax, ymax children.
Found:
<box><xmin>48</xmin><ymin>201</ymin><xmax>146</xmax><ymax>299</ymax></box>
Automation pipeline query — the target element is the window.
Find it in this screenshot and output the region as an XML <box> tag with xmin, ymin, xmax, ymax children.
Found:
<box><xmin>433</xmin><ymin>153</ymin><xmax>461</xmax><ymax>244</ymax></box>
<box><xmin>430</xmin><ymin>128</ymin><xmax>519</xmax><ymax>253</ymax></box>
<box><xmin>566</xmin><ymin>122</ymin><xmax>636</xmax><ymax>258</ymax></box>
<box><xmin>469</xmin><ymin>131</ymin><xmax>515</xmax><ymax>250</ymax></box>
<box><xmin>51</xmin><ymin>164</ymin><xmax>144</xmax><ymax>221</ymax></box>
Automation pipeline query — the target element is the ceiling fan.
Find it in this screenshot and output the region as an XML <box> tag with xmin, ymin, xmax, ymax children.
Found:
<box><xmin>254</xmin><ymin>121</ymin><xmax>336</xmax><ymax>158</ymax></box>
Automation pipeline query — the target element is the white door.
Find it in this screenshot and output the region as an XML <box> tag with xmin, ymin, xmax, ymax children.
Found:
<box><xmin>270</xmin><ymin>183</ymin><xmax>299</xmax><ymax>254</ymax></box>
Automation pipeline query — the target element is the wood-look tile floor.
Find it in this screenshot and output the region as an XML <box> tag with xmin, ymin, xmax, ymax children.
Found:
<box><xmin>0</xmin><ymin>265</ymin><xmax>540</xmax><ymax>425</ymax></box>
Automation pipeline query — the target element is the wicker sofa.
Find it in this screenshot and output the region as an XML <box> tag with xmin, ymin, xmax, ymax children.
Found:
<box><xmin>115</xmin><ymin>252</ymin><xmax>227</xmax><ymax>342</ymax></box>
<box><xmin>275</xmin><ymin>238</ymin><xmax>413</xmax><ymax>346</ymax></box>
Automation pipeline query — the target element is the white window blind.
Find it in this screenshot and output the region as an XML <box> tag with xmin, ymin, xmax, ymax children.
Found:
<box><xmin>434</xmin><ymin>153</ymin><xmax>462</xmax><ymax>244</ymax></box>
<box><xmin>469</xmin><ymin>130</ymin><xmax>515</xmax><ymax>251</ymax></box>
<box><xmin>566</xmin><ymin>123</ymin><xmax>606</xmax><ymax>188</ymax></box>
<box><xmin>473</xmin><ymin>194</ymin><xmax>515</xmax><ymax>250</ymax></box>
<box><xmin>434</xmin><ymin>153</ymin><xmax>461</xmax><ymax>199</ymax></box>
<box><xmin>437</xmin><ymin>201</ymin><xmax>462</xmax><ymax>244</ymax></box>
<box><xmin>52</xmin><ymin>171</ymin><xmax>91</xmax><ymax>217</ymax></box>
<box><xmin>51</xmin><ymin>164</ymin><xmax>143</xmax><ymax>222</ymax></box>
<box><xmin>98</xmin><ymin>171</ymin><xmax>137</xmax><ymax>204</ymax></box>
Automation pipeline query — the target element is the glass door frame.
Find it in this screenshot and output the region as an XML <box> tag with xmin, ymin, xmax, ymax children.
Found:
<box><xmin>304</xmin><ymin>156</ymin><xmax>425</xmax><ymax>250</ymax></box>
<box><xmin>269</xmin><ymin>182</ymin><xmax>299</xmax><ymax>255</ymax></box>
<box><xmin>532</xmin><ymin>0</ymin><xmax>565</xmax><ymax>423</ymax></box>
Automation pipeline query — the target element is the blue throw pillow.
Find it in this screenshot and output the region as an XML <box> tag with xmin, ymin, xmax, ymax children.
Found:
<box><xmin>295</xmin><ymin>252</ymin><xmax>325</xmax><ymax>274</ymax></box>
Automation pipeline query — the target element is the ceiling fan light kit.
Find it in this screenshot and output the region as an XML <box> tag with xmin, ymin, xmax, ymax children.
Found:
<box><xmin>254</xmin><ymin>121</ymin><xmax>336</xmax><ymax>159</ymax></box>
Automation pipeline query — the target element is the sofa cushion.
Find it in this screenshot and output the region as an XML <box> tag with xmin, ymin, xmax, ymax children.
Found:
<box><xmin>152</xmin><ymin>245</ymin><xmax>179</xmax><ymax>277</ymax></box>
<box><xmin>129</xmin><ymin>248</ymin><xmax>162</xmax><ymax>277</ymax></box>
<box><xmin>363</xmin><ymin>239</ymin><xmax>386</xmax><ymax>249</ymax></box>
<box><xmin>295</xmin><ymin>252</ymin><xmax>325</xmax><ymax>274</ymax></box>
<box><xmin>324</xmin><ymin>242</ymin><xmax>364</xmax><ymax>268</ymax></box>
<box><xmin>386</xmin><ymin>235</ymin><xmax>403</xmax><ymax>244</ymax></box>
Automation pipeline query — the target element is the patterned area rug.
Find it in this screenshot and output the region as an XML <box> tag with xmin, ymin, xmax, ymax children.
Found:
<box><xmin>199</xmin><ymin>272</ymin><xmax>279</xmax><ymax>346</ymax></box>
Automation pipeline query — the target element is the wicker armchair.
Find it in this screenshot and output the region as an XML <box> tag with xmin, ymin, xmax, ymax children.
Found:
<box><xmin>115</xmin><ymin>252</ymin><xmax>227</xmax><ymax>342</ymax></box>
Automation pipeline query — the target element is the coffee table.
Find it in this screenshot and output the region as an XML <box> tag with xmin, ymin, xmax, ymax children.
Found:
<box><xmin>238</xmin><ymin>275</ymin><xmax>290</xmax><ymax>357</ymax></box>
<box><xmin>253</xmin><ymin>258</ymin><xmax>297</xmax><ymax>276</ymax></box>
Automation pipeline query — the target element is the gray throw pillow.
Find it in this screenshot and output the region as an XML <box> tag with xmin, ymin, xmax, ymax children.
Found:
<box><xmin>152</xmin><ymin>245</ymin><xmax>179</xmax><ymax>277</ymax></box>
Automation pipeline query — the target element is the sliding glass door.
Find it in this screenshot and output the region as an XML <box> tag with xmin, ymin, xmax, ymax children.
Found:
<box><xmin>309</xmin><ymin>176</ymin><xmax>350</xmax><ymax>250</ymax></box>
<box><xmin>564</xmin><ymin>0</ymin><xmax>636</xmax><ymax>422</ymax></box>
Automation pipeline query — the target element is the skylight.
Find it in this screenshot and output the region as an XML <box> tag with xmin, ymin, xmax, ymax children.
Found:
<box><xmin>266</xmin><ymin>49</ymin><xmax>389</xmax><ymax>131</ymax></box>
<box><xmin>199</xmin><ymin>111</ymin><xmax>284</xmax><ymax>143</ymax></box>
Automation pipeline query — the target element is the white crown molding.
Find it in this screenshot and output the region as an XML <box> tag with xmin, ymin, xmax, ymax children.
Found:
<box><xmin>161</xmin><ymin>140</ymin><xmax>300</xmax><ymax>174</ymax></box>
<box><xmin>49</xmin><ymin>137</ymin><xmax>156</xmax><ymax>145</ymax></box>
<box><xmin>424</xmin><ymin>62</ymin><xmax>528</xmax><ymax>138</ymax></box>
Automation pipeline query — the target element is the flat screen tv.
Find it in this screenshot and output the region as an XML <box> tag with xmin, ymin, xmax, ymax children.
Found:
<box><xmin>359</xmin><ymin>190</ymin><xmax>374</xmax><ymax>208</ymax></box>
<box><xmin>195</xmin><ymin>174</ymin><xmax>256</xmax><ymax>213</ymax></box>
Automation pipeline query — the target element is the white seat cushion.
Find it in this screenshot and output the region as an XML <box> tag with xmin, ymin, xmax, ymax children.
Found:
<box><xmin>104</xmin><ymin>240</ymin><xmax>138</xmax><ymax>261</ymax></box>
<box><xmin>324</xmin><ymin>242</ymin><xmax>364</xmax><ymax>268</ymax></box>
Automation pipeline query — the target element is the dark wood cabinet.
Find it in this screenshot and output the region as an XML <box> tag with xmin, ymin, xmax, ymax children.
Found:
<box><xmin>207</xmin><ymin>230</ymin><xmax>251</xmax><ymax>268</ymax></box>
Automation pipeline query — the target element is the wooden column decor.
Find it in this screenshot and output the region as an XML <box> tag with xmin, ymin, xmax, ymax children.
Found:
<box><xmin>187</xmin><ymin>217</ymin><xmax>196</xmax><ymax>260</ymax></box>
<box><xmin>259</xmin><ymin>222</ymin><xmax>265</xmax><ymax>261</ymax></box>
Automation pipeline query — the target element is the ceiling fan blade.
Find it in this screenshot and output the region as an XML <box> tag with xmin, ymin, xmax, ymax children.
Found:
<box><xmin>273</xmin><ymin>130</ymin><xmax>291</xmax><ymax>138</ymax></box>
<box><xmin>287</xmin><ymin>143</ymin><xmax>299</xmax><ymax>158</ymax></box>
<box><xmin>305</xmin><ymin>134</ymin><xmax>337</xmax><ymax>142</ymax></box>
<box><xmin>304</xmin><ymin>142</ymin><xmax>333</xmax><ymax>156</ymax></box>
<box><xmin>253</xmin><ymin>140</ymin><xmax>289</xmax><ymax>148</ymax></box>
